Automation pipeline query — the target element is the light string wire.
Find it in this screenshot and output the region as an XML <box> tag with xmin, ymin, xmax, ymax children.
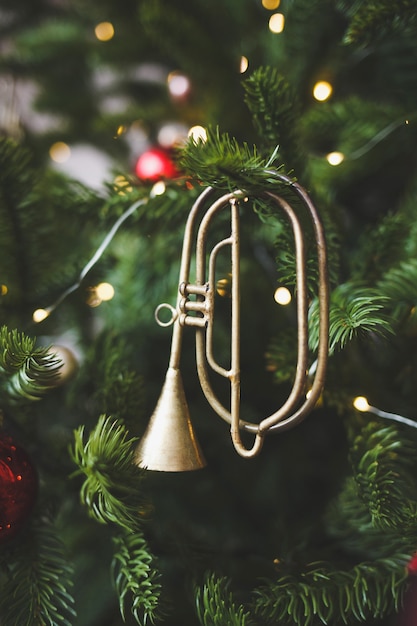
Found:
<box><xmin>353</xmin><ymin>396</ymin><xmax>417</xmax><ymax>429</ymax></box>
<box><xmin>349</xmin><ymin>114</ymin><xmax>415</xmax><ymax>160</ymax></box>
<box><xmin>34</xmin><ymin>196</ymin><xmax>148</xmax><ymax>321</ymax></box>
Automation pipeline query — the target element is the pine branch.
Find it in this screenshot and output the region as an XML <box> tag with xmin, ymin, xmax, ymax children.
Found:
<box><xmin>243</xmin><ymin>66</ymin><xmax>305</xmax><ymax>176</ymax></box>
<box><xmin>325</xmin><ymin>476</ymin><xmax>413</xmax><ymax>559</ymax></box>
<box><xmin>254</xmin><ymin>555</ymin><xmax>408</xmax><ymax>625</ymax></box>
<box><xmin>351</xmin><ymin>212</ymin><xmax>410</xmax><ymax>284</ymax></box>
<box><xmin>70</xmin><ymin>415</ymin><xmax>144</xmax><ymax>532</ymax></box>
<box><xmin>0</xmin><ymin>519</ymin><xmax>75</xmax><ymax>626</ymax></box>
<box><xmin>309</xmin><ymin>284</ymin><xmax>392</xmax><ymax>354</ymax></box>
<box><xmin>349</xmin><ymin>419</ymin><xmax>417</xmax><ymax>530</ymax></box>
<box><xmin>177</xmin><ymin>127</ymin><xmax>292</xmax><ymax>193</ymax></box>
<box><xmin>343</xmin><ymin>0</ymin><xmax>417</xmax><ymax>45</ymax></box>
<box><xmin>0</xmin><ymin>326</ymin><xmax>62</xmax><ymax>401</ymax></box>
<box><xmin>196</xmin><ymin>574</ymin><xmax>254</xmax><ymax>626</ymax></box>
<box><xmin>378</xmin><ymin>259</ymin><xmax>417</xmax><ymax>319</ymax></box>
<box><xmin>111</xmin><ymin>532</ymin><xmax>162</xmax><ymax>625</ymax></box>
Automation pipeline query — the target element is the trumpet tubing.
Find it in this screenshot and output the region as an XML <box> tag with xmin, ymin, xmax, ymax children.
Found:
<box><xmin>134</xmin><ymin>173</ymin><xmax>329</xmax><ymax>471</ymax></box>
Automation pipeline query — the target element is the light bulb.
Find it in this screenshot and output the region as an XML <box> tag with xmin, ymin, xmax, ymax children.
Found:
<box><xmin>326</xmin><ymin>151</ymin><xmax>344</xmax><ymax>166</ymax></box>
<box><xmin>151</xmin><ymin>181</ymin><xmax>166</xmax><ymax>196</ymax></box>
<box><xmin>313</xmin><ymin>81</ymin><xmax>333</xmax><ymax>102</ymax></box>
<box><xmin>262</xmin><ymin>0</ymin><xmax>280</xmax><ymax>8</ymax></box>
<box><xmin>188</xmin><ymin>126</ymin><xmax>207</xmax><ymax>143</ymax></box>
<box><xmin>353</xmin><ymin>396</ymin><xmax>370</xmax><ymax>412</ymax></box>
<box><xmin>269</xmin><ymin>13</ymin><xmax>285</xmax><ymax>33</ymax></box>
<box><xmin>95</xmin><ymin>22</ymin><xmax>115</xmax><ymax>42</ymax></box>
<box><xmin>49</xmin><ymin>142</ymin><xmax>71</xmax><ymax>163</ymax></box>
<box><xmin>167</xmin><ymin>72</ymin><xmax>191</xmax><ymax>98</ymax></box>
<box><xmin>240</xmin><ymin>56</ymin><xmax>249</xmax><ymax>73</ymax></box>
<box><xmin>96</xmin><ymin>282</ymin><xmax>115</xmax><ymax>301</ymax></box>
<box><xmin>274</xmin><ymin>287</ymin><xmax>292</xmax><ymax>305</ymax></box>
<box><xmin>33</xmin><ymin>308</ymin><xmax>50</xmax><ymax>323</ymax></box>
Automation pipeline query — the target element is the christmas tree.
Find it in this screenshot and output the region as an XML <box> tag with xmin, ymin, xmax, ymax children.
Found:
<box><xmin>2</xmin><ymin>1</ymin><xmax>417</xmax><ymax>624</ymax></box>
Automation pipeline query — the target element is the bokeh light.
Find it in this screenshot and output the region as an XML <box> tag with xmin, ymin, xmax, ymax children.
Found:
<box><xmin>167</xmin><ymin>71</ymin><xmax>191</xmax><ymax>99</ymax></box>
<box><xmin>216</xmin><ymin>276</ymin><xmax>232</xmax><ymax>297</ymax></box>
<box><xmin>33</xmin><ymin>308</ymin><xmax>50</xmax><ymax>323</ymax></box>
<box><xmin>95</xmin><ymin>22</ymin><xmax>115</xmax><ymax>42</ymax></box>
<box><xmin>262</xmin><ymin>0</ymin><xmax>280</xmax><ymax>8</ymax></box>
<box><xmin>313</xmin><ymin>81</ymin><xmax>333</xmax><ymax>101</ymax></box>
<box><xmin>353</xmin><ymin>396</ymin><xmax>370</xmax><ymax>412</ymax></box>
<box><xmin>269</xmin><ymin>13</ymin><xmax>285</xmax><ymax>33</ymax></box>
<box><xmin>326</xmin><ymin>151</ymin><xmax>344</xmax><ymax>166</ymax></box>
<box><xmin>49</xmin><ymin>142</ymin><xmax>71</xmax><ymax>163</ymax></box>
<box><xmin>240</xmin><ymin>56</ymin><xmax>249</xmax><ymax>73</ymax></box>
<box><xmin>96</xmin><ymin>282</ymin><xmax>115</xmax><ymax>301</ymax></box>
<box><xmin>274</xmin><ymin>287</ymin><xmax>292</xmax><ymax>305</ymax></box>
<box><xmin>151</xmin><ymin>181</ymin><xmax>166</xmax><ymax>196</ymax></box>
<box><xmin>188</xmin><ymin>125</ymin><xmax>207</xmax><ymax>143</ymax></box>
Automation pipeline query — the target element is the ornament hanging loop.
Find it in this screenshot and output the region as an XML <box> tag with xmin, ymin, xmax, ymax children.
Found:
<box><xmin>134</xmin><ymin>173</ymin><xmax>329</xmax><ymax>471</ymax></box>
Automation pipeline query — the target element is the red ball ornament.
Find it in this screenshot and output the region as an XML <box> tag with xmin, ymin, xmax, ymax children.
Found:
<box><xmin>134</xmin><ymin>147</ymin><xmax>179</xmax><ymax>182</ymax></box>
<box><xmin>407</xmin><ymin>553</ymin><xmax>417</xmax><ymax>576</ymax></box>
<box><xmin>0</xmin><ymin>434</ymin><xmax>38</xmax><ymax>542</ymax></box>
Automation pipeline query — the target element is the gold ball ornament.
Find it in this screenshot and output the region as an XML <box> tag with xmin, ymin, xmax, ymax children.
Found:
<box><xmin>49</xmin><ymin>345</ymin><xmax>78</xmax><ymax>386</ymax></box>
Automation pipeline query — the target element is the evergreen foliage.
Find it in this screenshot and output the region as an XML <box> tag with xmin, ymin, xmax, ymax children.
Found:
<box><xmin>2</xmin><ymin>1</ymin><xmax>417</xmax><ymax>625</ymax></box>
<box><xmin>0</xmin><ymin>520</ymin><xmax>76</xmax><ymax>626</ymax></box>
<box><xmin>71</xmin><ymin>415</ymin><xmax>144</xmax><ymax>530</ymax></box>
<box><xmin>309</xmin><ymin>284</ymin><xmax>392</xmax><ymax>354</ymax></box>
<box><xmin>195</xmin><ymin>574</ymin><xmax>253</xmax><ymax>626</ymax></box>
<box><xmin>111</xmin><ymin>532</ymin><xmax>162</xmax><ymax>625</ymax></box>
<box><xmin>0</xmin><ymin>326</ymin><xmax>62</xmax><ymax>401</ymax></box>
<box><xmin>253</xmin><ymin>555</ymin><xmax>408</xmax><ymax>625</ymax></box>
<box><xmin>243</xmin><ymin>67</ymin><xmax>305</xmax><ymax>175</ymax></box>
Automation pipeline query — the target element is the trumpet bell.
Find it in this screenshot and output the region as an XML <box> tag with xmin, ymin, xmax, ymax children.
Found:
<box><xmin>133</xmin><ymin>367</ymin><xmax>207</xmax><ymax>472</ymax></box>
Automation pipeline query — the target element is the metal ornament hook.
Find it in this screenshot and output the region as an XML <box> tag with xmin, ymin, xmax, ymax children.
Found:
<box><xmin>134</xmin><ymin>173</ymin><xmax>329</xmax><ymax>470</ymax></box>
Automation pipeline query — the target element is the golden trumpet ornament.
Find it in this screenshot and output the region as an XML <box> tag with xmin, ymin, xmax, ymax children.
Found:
<box><xmin>134</xmin><ymin>172</ymin><xmax>329</xmax><ymax>472</ymax></box>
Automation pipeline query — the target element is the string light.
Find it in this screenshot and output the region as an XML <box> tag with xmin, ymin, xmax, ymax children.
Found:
<box><xmin>353</xmin><ymin>396</ymin><xmax>370</xmax><ymax>412</ymax></box>
<box><xmin>313</xmin><ymin>81</ymin><xmax>333</xmax><ymax>102</ymax></box>
<box><xmin>268</xmin><ymin>13</ymin><xmax>285</xmax><ymax>33</ymax></box>
<box><xmin>32</xmin><ymin>197</ymin><xmax>147</xmax><ymax>322</ymax></box>
<box><xmin>262</xmin><ymin>0</ymin><xmax>280</xmax><ymax>8</ymax></box>
<box><xmin>326</xmin><ymin>151</ymin><xmax>345</xmax><ymax>166</ymax></box>
<box><xmin>0</xmin><ymin>284</ymin><xmax>8</xmax><ymax>295</ymax></box>
<box><xmin>96</xmin><ymin>282</ymin><xmax>115</xmax><ymax>301</ymax></box>
<box><xmin>274</xmin><ymin>286</ymin><xmax>292</xmax><ymax>305</ymax></box>
<box><xmin>353</xmin><ymin>395</ymin><xmax>417</xmax><ymax>429</ymax></box>
<box><xmin>240</xmin><ymin>56</ymin><xmax>249</xmax><ymax>73</ymax></box>
<box><xmin>87</xmin><ymin>283</ymin><xmax>115</xmax><ymax>307</ymax></box>
<box><xmin>94</xmin><ymin>22</ymin><xmax>115</xmax><ymax>42</ymax></box>
<box><xmin>49</xmin><ymin>142</ymin><xmax>71</xmax><ymax>163</ymax></box>
<box><xmin>157</xmin><ymin>122</ymin><xmax>189</xmax><ymax>148</ymax></box>
<box><xmin>167</xmin><ymin>71</ymin><xmax>191</xmax><ymax>99</ymax></box>
<box><xmin>188</xmin><ymin>125</ymin><xmax>207</xmax><ymax>143</ymax></box>
<box><xmin>151</xmin><ymin>181</ymin><xmax>166</xmax><ymax>196</ymax></box>
<box><xmin>33</xmin><ymin>308</ymin><xmax>50</xmax><ymax>324</ymax></box>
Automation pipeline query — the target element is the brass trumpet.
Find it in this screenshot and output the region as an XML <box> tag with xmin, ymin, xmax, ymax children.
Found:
<box><xmin>134</xmin><ymin>172</ymin><xmax>329</xmax><ymax>471</ymax></box>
